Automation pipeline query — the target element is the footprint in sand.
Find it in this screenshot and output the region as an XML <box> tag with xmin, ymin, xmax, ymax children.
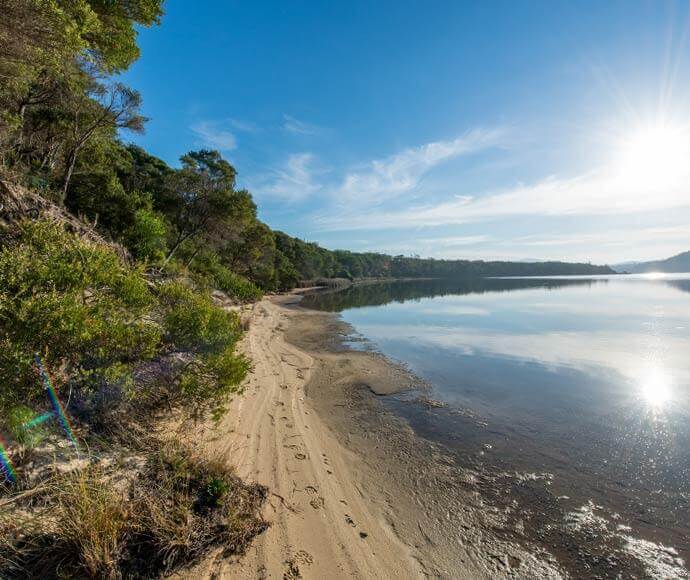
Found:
<box><xmin>283</xmin><ymin>550</ymin><xmax>313</xmax><ymax>579</ymax></box>
<box><xmin>309</xmin><ymin>496</ymin><xmax>325</xmax><ymax>510</ymax></box>
<box><xmin>294</xmin><ymin>550</ymin><xmax>313</xmax><ymax>565</ymax></box>
<box><xmin>345</xmin><ymin>514</ymin><xmax>356</xmax><ymax>527</ymax></box>
<box><xmin>283</xmin><ymin>560</ymin><xmax>300</xmax><ymax>580</ymax></box>
<box><xmin>294</xmin><ymin>452</ymin><xmax>307</xmax><ymax>460</ymax></box>
<box><xmin>303</xmin><ymin>486</ymin><xmax>324</xmax><ymax>510</ymax></box>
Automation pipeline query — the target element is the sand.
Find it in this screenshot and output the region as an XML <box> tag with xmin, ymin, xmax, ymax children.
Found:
<box><xmin>180</xmin><ymin>294</ymin><xmax>563</xmax><ymax>579</ymax></box>
<box><xmin>180</xmin><ymin>295</ymin><xmax>424</xmax><ymax>579</ymax></box>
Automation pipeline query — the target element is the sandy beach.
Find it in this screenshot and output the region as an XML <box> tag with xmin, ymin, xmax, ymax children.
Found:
<box><xmin>180</xmin><ymin>294</ymin><xmax>564</xmax><ymax>579</ymax></box>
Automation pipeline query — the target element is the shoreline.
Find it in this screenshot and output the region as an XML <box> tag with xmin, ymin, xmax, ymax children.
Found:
<box><xmin>282</xmin><ymin>291</ymin><xmax>689</xmax><ymax>580</ymax></box>
<box><xmin>181</xmin><ymin>294</ymin><xmax>561</xmax><ymax>579</ymax></box>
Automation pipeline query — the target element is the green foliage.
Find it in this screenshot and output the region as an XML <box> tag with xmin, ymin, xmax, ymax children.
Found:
<box><xmin>124</xmin><ymin>208</ymin><xmax>167</xmax><ymax>261</ymax></box>
<box><xmin>211</xmin><ymin>267</ymin><xmax>263</xmax><ymax>302</ymax></box>
<box><xmin>190</xmin><ymin>251</ymin><xmax>262</xmax><ymax>302</ymax></box>
<box><xmin>0</xmin><ymin>0</ymin><xmax>159</xmax><ymax>193</ymax></box>
<box><xmin>0</xmin><ymin>220</ymin><xmax>160</xmax><ymax>407</ymax></box>
<box><xmin>158</xmin><ymin>282</ymin><xmax>249</xmax><ymax>417</ymax></box>
<box><xmin>204</xmin><ymin>476</ymin><xmax>231</xmax><ymax>508</ymax></box>
<box><xmin>3</xmin><ymin>405</ymin><xmax>48</xmax><ymax>448</ymax></box>
<box><xmin>159</xmin><ymin>282</ymin><xmax>241</xmax><ymax>353</ymax></box>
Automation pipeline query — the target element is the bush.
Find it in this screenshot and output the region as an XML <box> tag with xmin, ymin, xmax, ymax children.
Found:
<box><xmin>2</xmin><ymin>406</ymin><xmax>48</xmax><ymax>448</ymax></box>
<box><xmin>0</xmin><ymin>220</ymin><xmax>161</xmax><ymax>409</ymax></box>
<box><xmin>158</xmin><ymin>282</ymin><xmax>250</xmax><ymax>417</ymax></box>
<box><xmin>212</xmin><ymin>267</ymin><xmax>263</xmax><ymax>302</ymax></box>
<box><xmin>189</xmin><ymin>251</ymin><xmax>262</xmax><ymax>302</ymax></box>
<box><xmin>123</xmin><ymin>208</ymin><xmax>167</xmax><ymax>262</ymax></box>
<box><xmin>0</xmin><ymin>220</ymin><xmax>250</xmax><ymax>428</ymax></box>
<box><xmin>159</xmin><ymin>281</ymin><xmax>242</xmax><ymax>352</ymax></box>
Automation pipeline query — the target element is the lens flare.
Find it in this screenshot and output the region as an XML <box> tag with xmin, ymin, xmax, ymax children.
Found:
<box><xmin>23</xmin><ymin>411</ymin><xmax>56</xmax><ymax>430</ymax></box>
<box><xmin>34</xmin><ymin>354</ymin><xmax>79</xmax><ymax>449</ymax></box>
<box><xmin>0</xmin><ymin>436</ymin><xmax>17</xmax><ymax>484</ymax></box>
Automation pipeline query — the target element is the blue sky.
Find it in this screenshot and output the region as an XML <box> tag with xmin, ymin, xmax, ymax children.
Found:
<box><xmin>121</xmin><ymin>0</ymin><xmax>690</xmax><ymax>264</ymax></box>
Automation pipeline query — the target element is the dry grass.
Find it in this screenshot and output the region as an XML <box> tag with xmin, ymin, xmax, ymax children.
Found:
<box><xmin>0</xmin><ymin>469</ymin><xmax>129</xmax><ymax>578</ymax></box>
<box><xmin>0</xmin><ymin>444</ymin><xmax>268</xmax><ymax>578</ymax></box>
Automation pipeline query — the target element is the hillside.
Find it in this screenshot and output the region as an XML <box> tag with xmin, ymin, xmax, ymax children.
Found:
<box><xmin>614</xmin><ymin>250</ymin><xmax>690</xmax><ymax>273</ymax></box>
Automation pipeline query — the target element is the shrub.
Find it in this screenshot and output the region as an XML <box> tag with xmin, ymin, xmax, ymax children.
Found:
<box><xmin>158</xmin><ymin>282</ymin><xmax>249</xmax><ymax>417</ymax></box>
<box><xmin>0</xmin><ymin>220</ymin><xmax>249</xmax><ymax>426</ymax></box>
<box><xmin>189</xmin><ymin>251</ymin><xmax>262</xmax><ymax>302</ymax></box>
<box><xmin>159</xmin><ymin>281</ymin><xmax>242</xmax><ymax>352</ymax></box>
<box><xmin>212</xmin><ymin>267</ymin><xmax>263</xmax><ymax>302</ymax></box>
<box><xmin>0</xmin><ymin>220</ymin><xmax>161</xmax><ymax>409</ymax></box>
<box><xmin>3</xmin><ymin>406</ymin><xmax>48</xmax><ymax>448</ymax></box>
<box><xmin>131</xmin><ymin>443</ymin><xmax>268</xmax><ymax>573</ymax></box>
<box><xmin>123</xmin><ymin>208</ymin><xmax>167</xmax><ymax>262</ymax></box>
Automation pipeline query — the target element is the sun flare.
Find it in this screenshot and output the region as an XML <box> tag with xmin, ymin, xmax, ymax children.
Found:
<box><xmin>639</xmin><ymin>368</ymin><xmax>672</xmax><ymax>408</ymax></box>
<box><xmin>615</xmin><ymin>123</ymin><xmax>690</xmax><ymax>187</ymax></box>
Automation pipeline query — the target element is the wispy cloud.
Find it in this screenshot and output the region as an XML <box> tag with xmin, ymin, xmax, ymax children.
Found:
<box><xmin>417</xmin><ymin>235</ymin><xmax>492</xmax><ymax>247</ymax></box>
<box><xmin>260</xmin><ymin>152</ymin><xmax>322</xmax><ymax>202</ymax></box>
<box><xmin>335</xmin><ymin>128</ymin><xmax>506</xmax><ymax>203</ymax></box>
<box><xmin>317</xmin><ymin>168</ymin><xmax>690</xmax><ymax>231</ymax></box>
<box><xmin>190</xmin><ymin>120</ymin><xmax>237</xmax><ymax>151</ymax></box>
<box><xmin>227</xmin><ymin>118</ymin><xmax>259</xmax><ymax>133</ymax></box>
<box><xmin>283</xmin><ymin>115</ymin><xmax>322</xmax><ymax>136</ymax></box>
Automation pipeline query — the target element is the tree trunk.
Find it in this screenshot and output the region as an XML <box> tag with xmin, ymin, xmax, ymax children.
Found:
<box><xmin>184</xmin><ymin>246</ymin><xmax>202</xmax><ymax>268</ymax></box>
<box><xmin>60</xmin><ymin>146</ymin><xmax>79</xmax><ymax>206</ymax></box>
<box><xmin>162</xmin><ymin>234</ymin><xmax>188</xmax><ymax>267</ymax></box>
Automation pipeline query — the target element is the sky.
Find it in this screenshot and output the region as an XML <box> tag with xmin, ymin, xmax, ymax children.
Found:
<box><xmin>121</xmin><ymin>0</ymin><xmax>690</xmax><ymax>264</ymax></box>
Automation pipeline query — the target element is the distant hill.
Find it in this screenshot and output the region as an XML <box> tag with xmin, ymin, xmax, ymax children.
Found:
<box><xmin>613</xmin><ymin>251</ymin><xmax>690</xmax><ymax>274</ymax></box>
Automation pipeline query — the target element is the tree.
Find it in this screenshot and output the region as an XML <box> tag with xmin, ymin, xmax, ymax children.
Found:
<box><xmin>0</xmin><ymin>0</ymin><xmax>161</xmax><ymax>185</ymax></box>
<box><xmin>162</xmin><ymin>150</ymin><xmax>246</xmax><ymax>265</ymax></box>
<box><xmin>61</xmin><ymin>82</ymin><xmax>146</xmax><ymax>202</ymax></box>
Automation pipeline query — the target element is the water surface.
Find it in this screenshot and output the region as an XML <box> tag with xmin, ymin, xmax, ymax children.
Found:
<box><xmin>302</xmin><ymin>275</ymin><xmax>690</xmax><ymax>577</ymax></box>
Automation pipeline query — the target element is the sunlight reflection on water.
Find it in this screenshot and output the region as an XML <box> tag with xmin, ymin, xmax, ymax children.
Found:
<box><xmin>303</xmin><ymin>274</ymin><xmax>690</xmax><ymax>576</ymax></box>
<box><xmin>639</xmin><ymin>367</ymin><xmax>672</xmax><ymax>408</ymax></box>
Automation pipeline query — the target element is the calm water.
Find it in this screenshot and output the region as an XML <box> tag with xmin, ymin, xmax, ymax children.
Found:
<box><xmin>302</xmin><ymin>275</ymin><xmax>690</xmax><ymax>575</ymax></box>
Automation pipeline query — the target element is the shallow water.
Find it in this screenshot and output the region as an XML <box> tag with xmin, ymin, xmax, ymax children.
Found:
<box><xmin>302</xmin><ymin>275</ymin><xmax>690</xmax><ymax>577</ymax></box>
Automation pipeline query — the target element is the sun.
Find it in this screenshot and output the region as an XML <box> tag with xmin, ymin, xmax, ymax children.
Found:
<box><xmin>615</xmin><ymin>122</ymin><xmax>690</xmax><ymax>187</ymax></box>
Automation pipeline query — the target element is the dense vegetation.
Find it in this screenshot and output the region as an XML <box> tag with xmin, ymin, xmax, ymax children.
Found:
<box><xmin>0</xmin><ymin>3</ymin><xmax>267</xmax><ymax>575</ymax></box>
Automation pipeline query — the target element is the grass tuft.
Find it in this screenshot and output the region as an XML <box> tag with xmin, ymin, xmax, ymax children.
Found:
<box><xmin>0</xmin><ymin>445</ymin><xmax>268</xmax><ymax>578</ymax></box>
